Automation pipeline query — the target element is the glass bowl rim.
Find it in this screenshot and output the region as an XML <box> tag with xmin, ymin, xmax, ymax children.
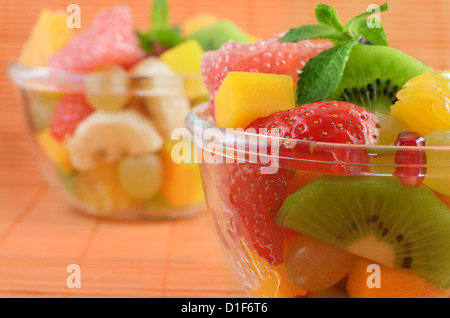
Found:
<box><xmin>185</xmin><ymin>103</ymin><xmax>450</xmax><ymax>168</ymax></box>
<box><xmin>7</xmin><ymin>62</ymin><xmax>202</xmax><ymax>94</ymax></box>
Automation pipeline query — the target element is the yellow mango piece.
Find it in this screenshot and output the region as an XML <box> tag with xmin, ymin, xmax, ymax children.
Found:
<box><xmin>159</xmin><ymin>39</ymin><xmax>204</xmax><ymax>73</ymax></box>
<box><xmin>214</xmin><ymin>72</ymin><xmax>295</xmax><ymax>129</ymax></box>
<box><xmin>19</xmin><ymin>10</ymin><xmax>74</xmax><ymax>67</ymax></box>
<box><xmin>159</xmin><ymin>139</ymin><xmax>205</xmax><ymax>207</ymax></box>
<box><xmin>159</xmin><ymin>39</ymin><xmax>208</xmax><ymax>100</ymax></box>
<box><xmin>36</xmin><ymin>129</ymin><xmax>73</xmax><ymax>173</ymax></box>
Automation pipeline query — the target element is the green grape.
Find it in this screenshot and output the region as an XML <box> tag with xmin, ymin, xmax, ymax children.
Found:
<box><xmin>424</xmin><ymin>130</ymin><xmax>450</xmax><ymax>196</ymax></box>
<box><xmin>285</xmin><ymin>235</ymin><xmax>354</xmax><ymax>292</ymax></box>
<box><xmin>118</xmin><ymin>153</ymin><xmax>163</xmax><ymax>200</ymax></box>
<box><xmin>85</xmin><ymin>65</ymin><xmax>130</xmax><ymax>112</ymax></box>
<box><xmin>30</xmin><ymin>92</ymin><xmax>61</xmax><ymax>131</ymax></box>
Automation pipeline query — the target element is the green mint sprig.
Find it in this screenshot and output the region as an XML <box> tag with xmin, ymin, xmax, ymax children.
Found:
<box><xmin>279</xmin><ymin>3</ymin><xmax>389</xmax><ymax>105</ymax></box>
<box><xmin>137</xmin><ymin>0</ymin><xmax>183</xmax><ymax>53</ymax></box>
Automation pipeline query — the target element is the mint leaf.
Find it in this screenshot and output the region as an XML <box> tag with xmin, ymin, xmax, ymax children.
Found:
<box><xmin>279</xmin><ymin>24</ymin><xmax>348</xmax><ymax>43</ymax></box>
<box><xmin>138</xmin><ymin>0</ymin><xmax>184</xmax><ymax>53</ymax></box>
<box><xmin>296</xmin><ymin>36</ymin><xmax>360</xmax><ymax>105</ymax></box>
<box><xmin>154</xmin><ymin>27</ymin><xmax>183</xmax><ymax>47</ymax></box>
<box><xmin>344</xmin><ymin>3</ymin><xmax>388</xmax><ymax>34</ymax></box>
<box><xmin>315</xmin><ymin>4</ymin><xmax>344</xmax><ymax>32</ymax></box>
<box><xmin>152</xmin><ymin>0</ymin><xmax>169</xmax><ymax>30</ymax></box>
<box><xmin>137</xmin><ymin>31</ymin><xmax>154</xmax><ymax>52</ymax></box>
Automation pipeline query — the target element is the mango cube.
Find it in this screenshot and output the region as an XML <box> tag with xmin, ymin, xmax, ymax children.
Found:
<box><xmin>214</xmin><ymin>72</ymin><xmax>295</xmax><ymax>128</ymax></box>
<box><xmin>158</xmin><ymin>39</ymin><xmax>208</xmax><ymax>100</ymax></box>
<box><xmin>159</xmin><ymin>139</ymin><xmax>204</xmax><ymax>207</ymax></box>
<box><xmin>19</xmin><ymin>10</ymin><xmax>74</xmax><ymax>67</ymax></box>
<box><xmin>36</xmin><ymin>129</ymin><xmax>73</xmax><ymax>173</ymax></box>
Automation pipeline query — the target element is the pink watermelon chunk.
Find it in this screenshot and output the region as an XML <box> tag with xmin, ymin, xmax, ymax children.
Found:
<box><xmin>47</xmin><ymin>5</ymin><xmax>145</xmax><ymax>71</ymax></box>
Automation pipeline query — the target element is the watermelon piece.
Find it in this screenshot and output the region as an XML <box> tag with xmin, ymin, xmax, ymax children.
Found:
<box><xmin>47</xmin><ymin>5</ymin><xmax>145</xmax><ymax>71</ymax></box>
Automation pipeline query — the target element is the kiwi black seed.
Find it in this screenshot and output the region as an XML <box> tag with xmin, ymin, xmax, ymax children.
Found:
<box><xmin>276</xmin><ymin>176</ymin><xmax>450</xmax><ymax>289</ymax></box>
<box><xmin>329</xmin><ymin>44</ymin><xmax>432</xmax><ymax>113</ymax></box>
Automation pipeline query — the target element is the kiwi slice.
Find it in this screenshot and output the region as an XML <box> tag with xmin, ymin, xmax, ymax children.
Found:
<box><xmin>188</xmin><ymin>20</ymin><xmax>251</xmax><ymax>51</ymax></box>
<box><xmin>276</xmin><ymin>176</ymin><xmax>450</xmax><ymax>289</ymax></box>
<box><xmin>329</xmin><ymin>45</ymin><xmax>432</xmax><ymax>113</ymax></box>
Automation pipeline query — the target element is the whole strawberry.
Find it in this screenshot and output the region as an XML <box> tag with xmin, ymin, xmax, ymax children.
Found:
<box><xmin>247</xmin><ymin>101</ymin><xmax>380</xmax><ymax>173</ymax></box>
<box><xmin>229</xmin><ymin>163</ymin><xmax>292</xmax><ymax>265</ymax></box>
<box><xmin>50</xmin><ymin>94</ymin><xmax>94</xmax><ymax>142</ymax></box>
<box><xmin>228</xmin><ymin>101</ymin><xmax>380</xmax><ymax>265</ymax></box>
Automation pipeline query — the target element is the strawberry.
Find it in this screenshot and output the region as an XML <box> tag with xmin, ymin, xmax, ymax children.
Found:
<box><xmin>227</xmin><ymin>101</ymin><xmax>380</xmax><ymax>265</ymax></box>
<box><xmin>50</xmin><ymin>94</ymin><xmax>94</xmax><ymax>142</ymax></box>
<box><xmin>201</xmin><ymin>38</ymin><xmax>332</xmax><ymax>116</ymax></box>
<box><xmin>246</xmin><ymin>101</ymin><xmax>380</xmax><ymax>173</ymax></box>
<box><xmin>229</xmin><ymin>163</ymin><xmax>292</xmax><ymax>265</ymax></box>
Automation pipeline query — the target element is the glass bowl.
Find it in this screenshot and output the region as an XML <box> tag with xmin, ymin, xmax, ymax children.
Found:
<box><xmin>186</xmin><ymin>103</ymin><xmax>450</xmax><ymax>298</ymax></box>
<box><xmin>8</xmin><ymin>63</ymin><xmax>207</xmax><ymax>220</ymax></box>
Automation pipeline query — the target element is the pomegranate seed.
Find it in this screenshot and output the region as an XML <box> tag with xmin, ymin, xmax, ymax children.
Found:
<box><xmin>394</xmin><ymin>131</ymin><xmax>427</xmax><ymax>187</ymax></box>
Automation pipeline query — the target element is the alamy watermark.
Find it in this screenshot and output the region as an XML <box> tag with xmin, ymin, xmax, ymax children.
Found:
<box><xmin>171</xmin><ymin>122</ymin><xmax>283</xmax><ymax>175</ymax></box>
<box><xmin>367</xmin><ymin>4</ymin><xmax>382</xmax><ymax>29</ymax></box>
<box><xmin>66</xmin><ymin>4</ymin><xmax>81</xmax><ymax>29</ymax></box>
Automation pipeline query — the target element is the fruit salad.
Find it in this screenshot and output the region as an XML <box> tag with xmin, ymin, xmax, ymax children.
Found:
<box><xmin>186</xmin><ymin>3</ymin><xmax>450</xmax><ymax>297</ymax></box>
<box><xmin>10</xmin><ymin>1</ymin><xmax>254</xmax><ymax>219</ymax></box>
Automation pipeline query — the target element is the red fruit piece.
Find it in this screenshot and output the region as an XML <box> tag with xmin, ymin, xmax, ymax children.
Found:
<box><xmin>47</xmin><ymin>5</ymin><xmax>145</xmax><ymax>71</ymax></box>
<box><xmin>246</xmin><ymin>101</ymin><xmax>380</xmax><ymax>174</ymax></box>
<box><xmin>200</xmin><ymin>38</ymin><xmax>332</xmax><ymax>115</ymax></box>
<box><xmin>394</xmin><ymin>131</ymin><xmax>427</xmax><ymax>187</ymax></box>
<box><xmin>50</xmin><ymin>94</ymin><xmax>94</xmax><ymax>141</ymax></box>
<box><xmin>229</xmin><ymin>163</ymin><xmax>292</xmax><ymax>265</ymax></box>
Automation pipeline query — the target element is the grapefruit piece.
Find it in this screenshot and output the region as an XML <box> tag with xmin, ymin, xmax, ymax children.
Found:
<box><xmin>47</xmin><ymin>5</ymin><xmax>145</xmax><ymax>71</ymax></box>
<box><xmin>200</xmin><ymin>38</ymin><xmax>332</xmax><ymax>116</ymax></box>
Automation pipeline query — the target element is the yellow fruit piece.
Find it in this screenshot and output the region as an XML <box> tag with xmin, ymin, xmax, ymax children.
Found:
<box><xmin>19</xmin><ymin>10</ymin><xmax>74</xmax><ymax>67</ymax></box>
<box><xmin>159</xmin><ymin>39</ymin><xmax>208</xmax><ymax>100</ymax></box>
<box><xmin>242</xmin><ymin>241</ymin><xmax>307</xmax><ymax>298</ymax></box>
<box><xmin>74</xmin><ymin>162</ymin><xmax>139</xmax><ymax>215</ymax></box>
<box><xmin>159</xmin><ymin>139</ymin><xmax>205</xmax><ymax>207</ymax></box>
<box><xmin>247</xmin><ymin>33</ymin><xmax>261</xmax><ymax>43</ymax></box>
<box><xmin>346</xmin><ymin>258</ymin><xmax>428</xmax><ymax>298</ymax></box>
<box><xmin>159</xmin><ymin>39</ymin><xmax>204</xmax><ymax>74</ymax></box>
<box><xmin>423</xmin><ymin>130</ymin><xmax>450</xmax><ymax>195</ymax></box>
<box><xmin>182</xmin><ymin>13</ymin><xmax>218</xmax><ymax>37</ymax></box>
<box><xmin>183</xmin><ymin>74</ymin><xmax>209</xmax><ymax>101</ymax></box>
<box><xmin>391</xmin><ymin>70</ymin><xmax>450</xmax><ymax>136</ymax></box>
<box><xmin>214</xmin><ymin>72</ymin><xmax>295</xmax><ymax>128</ymax></box>
<box><xmin>36</xmin><ymin>129</ymin><xmax>73</xmax><ymax>173</ymax></box>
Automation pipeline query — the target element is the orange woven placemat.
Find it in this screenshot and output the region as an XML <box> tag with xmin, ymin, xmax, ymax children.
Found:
<box><xmin>0</xmin><ymin>0</ymin><xmax>448</xmax><ymax>297</ymax></box>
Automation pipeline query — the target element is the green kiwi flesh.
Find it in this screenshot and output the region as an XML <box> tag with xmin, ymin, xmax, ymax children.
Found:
<box><xmin>188</xmin><ymin>20</ymin><xmax>251</xmax><ymax>51</ymax></box>
<box><xmin>276</xmin><ymin>176</ymin><xmax>450</xmax><ymax>289</ymax></box>
<box><xmin>329</xmin><ymin>44</ymin><xmax>432</xmax><ymax>113</ymax></box>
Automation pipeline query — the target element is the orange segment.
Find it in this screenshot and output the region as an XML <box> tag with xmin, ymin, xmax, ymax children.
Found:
<box><xmin>391</xmin><ymin>70</ymin><xmax>450</xmax><ymax>136</ymax></box>
<box><xmin>346</xmin><ymin>257</ymin><xmax>427</xmax><ymax>298</ymax></box>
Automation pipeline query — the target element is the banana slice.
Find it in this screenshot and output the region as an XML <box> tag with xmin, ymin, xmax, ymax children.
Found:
<box><xmin>129</xmin><ymin>56</ymin><xmax>184</xmax><ymax>93</ymax></box>
<box><xmin>145</xmin><ymin>94</ymin><xmax>190</xmax><ymax>139</ymax></box>
<box><xmin>67</xmin><ymin>109</ymin><xmax>163</xmax><ymax>171</ymax></box>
